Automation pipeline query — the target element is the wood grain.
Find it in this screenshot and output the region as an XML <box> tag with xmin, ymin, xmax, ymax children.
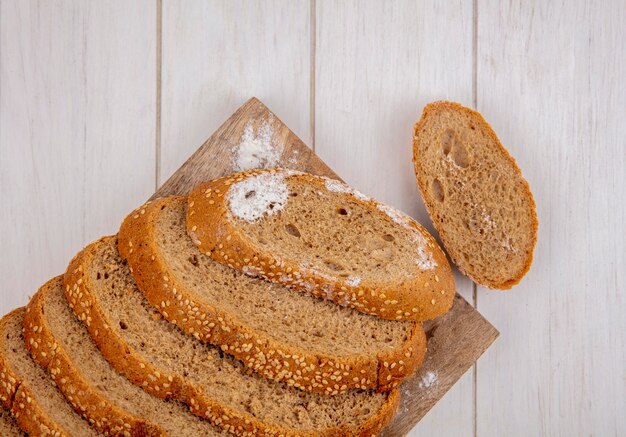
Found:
<box><xmin>0</xmin><ymin>1</ymin><xmax>156</xmax><ymax>312</ymax></box>
<box><xmin>156</xmin><ymin>97</ymin><xmax>498</xmax><ymax>436</ymax></box>
<box><xmin>3</xmin><ymin>1</ymin><xmax>624</xmax><ymax>435</ymax></box>
<box><xmin>314</xmin><ymin>2</ymin><xmax>477</xmax><ymax>435</ymax></box>
<box><xmin>159</xmin><ymin>0</ymin><xmax>312</xmax><ymax>185</ymax></box>
<box><xmin>475</xmin><ymin>1</ymin><xmax>626</xmax><ymax>435</ymax></box>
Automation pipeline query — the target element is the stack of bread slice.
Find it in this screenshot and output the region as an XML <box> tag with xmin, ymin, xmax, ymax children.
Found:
<box><xmin>0</xmin><ymin>169</ymin><xmax>456</xmax><ymax>436</ymax></box>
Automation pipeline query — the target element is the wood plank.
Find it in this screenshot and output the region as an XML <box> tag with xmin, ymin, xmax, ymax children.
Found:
<box><xmin>156</xmin><ymin>98</ymin><xmax>321</xmax><ymax>197</ymax></box>
<box><xmin>160</xmin><ymin>0</ymin><xmax>312</xmax><ymax>185</ymax></box>
<box><xmin>476</xmin><ymin>1</ymin><xmax>626</xmax><ymax>435</ymax></box>
<box><xmin>156</xmin><ymin>97</ymin><xmax>498</xmax><ymax>436</ymax></box>
<box><xmin>314</xmin><ymin>2</ymin><xmax>477</xmax><ymax>435</ymax></box>
<box><xmin>0</xmin><ymin>1</ymin><xmax>156</xmax><ymax>312</ymax></box>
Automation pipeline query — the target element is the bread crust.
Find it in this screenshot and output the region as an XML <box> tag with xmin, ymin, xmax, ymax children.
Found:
<box><xmin>23</xmin><ymin>278</ymin><xmax>162</xmax><ymax>436</ymax></box>
<box><xmin>0</xmin><ymin>308</ymin><xmax>69</xmax><ymax>437</ymax></box>
<box><xmin>413</xmin><ymin>101</ymin><xmax>539</xmax><ymax>289</ymax></box>
<box><xmin>64</xmin><ymin>236</ymin><xmax>400</xmax><ymax>437</ymax></box>
<box><xmin>186</xmin><ymin>169</ymin><xmax>455</xmax><ymax>322</ymax></box>
<box><xmin>118</xmin><ymin>196</ymin><xmax>426</xmax><ymax>395</ymax></box>
<box><xmin>10</xmin><ymin>385</ymin><xmax>69</xmax><ymax>437</ymax></box>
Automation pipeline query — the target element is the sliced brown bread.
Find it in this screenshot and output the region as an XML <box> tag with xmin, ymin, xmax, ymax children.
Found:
<box><xmin>64</xmin><ymin>235</ymin><xmax>400</xmax><ymax>437</ymax></box>
<box><xmin>413</xmin><ymin>101</ymin><xmax>538</xmax><ymax>288</ymax></box>
<box><xmin>185</xmin><ymin>169</ymin><xmax>455</xmax><ymax>321</ymax></box>
<box><xmin>24</xmin><ymin>277</ymin><xmax>230</xmax><ymax>437</ymax></box>
<box><xmin>118</xmin><ymin>196</ymin><xmax>426</xmax><ymax>395</ymax></box>
<box><xmin>0</xmin><ymin>405</ymin><xmax>24</xmax><ymax>437</ymax></box>
<box><xmin>0</xmin><ymin>308</ymin><xmax>99</xmax><ymax>437</ymax></box>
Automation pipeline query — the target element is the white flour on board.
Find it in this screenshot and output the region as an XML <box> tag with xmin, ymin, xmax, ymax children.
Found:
<box><xmin>233</xmin><ymin>117</ymin><xmax>284</xmax><ymax>171</ymax></box>
<box><xmin>287</xmin><ymin>149</ymin><xmax>300</xmax><ymax>167</ymax></box>
<box><xmin>398</xmin><ymin>370</ymin><xmax>440</xmax><ymax>416</ymax></box>
<box><xmin>418</xmin><ymin>371</ymin><xmax>438</xmax><ymax>388</ymax></box>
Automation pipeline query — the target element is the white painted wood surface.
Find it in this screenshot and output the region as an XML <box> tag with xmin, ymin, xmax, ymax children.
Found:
<box><xmin>0</xmin><ymin>1</ymin><xmax>624</xmax><ymax>435</ymax></box>
<box><xmin>476</xmin><ymin>2</ymin><xmax>626</xmax><ymax>436</ymax></box>
<box><xmin>0</xmin><ymin>0</ymin><xmax>156</xmax><ymax>309</ymax></box>
<box><xmin>160</xmin><ymin>0</ymin><xmax>312</xmax><ymax>184</ymax></box>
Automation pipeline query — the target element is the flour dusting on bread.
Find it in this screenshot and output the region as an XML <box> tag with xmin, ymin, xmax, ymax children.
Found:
<box><xmin>480</xmin><ymin>207</ymin><xmax>497</xmax><ymax>231</ymax></box>
<box><xmin>413</xmin><ymin>101</ymin><xmax>538</xmax><ymax>288</ymax></box>
<box><xmin>233</xmin><ymin>117</ymin><xmax>283</xmax><ymax>171</ymax></box>
<box><xmin>376</xmin><ymin>204</ymin><xmax>436</xmax><ymax>270</ymax></box>
<box><xmin>376</xmin><ymin>204</ymin><xmax>408</xmax><ymax>227</ymax></box>
<box><xmin>189</xmin><ymin>169</ymin><xmax>455</xmax><ymax>322</ymax></box>
<box><xmin>323</xmin><ymin>177</ymin><xmax>371</xmax><ymax>202</ymax></box>
<box><xmin>346</xmin><ymin>276</ymin><xmax>362</xmax><ymax>287</ymax></box>
<box><xmin>228</xmin><ymin>172</ymin><xmax>289</xmax><ymax>222</ymax></box>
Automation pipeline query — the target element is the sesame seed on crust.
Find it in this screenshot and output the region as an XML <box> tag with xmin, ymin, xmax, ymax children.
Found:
<box><xmin>23</xmin><ymin>279</ymin><xmax>161</xmax><ymax>436</ymax></box>
<box><xmin>0</xmin><ymin>308</ymin><xmax>89</xmax><ymax>437</ymax></box>
<box><xmin>67</xmin><ymin>236</ymin><xmax>403</xmax><ymax>437</ymax></box>
<box><xmin>118</xmin><ymin>196</ymin><xmax>427</xmax><ymax>397</ymax></box>
<box><xmin>187</xmin><ymin>169</ymin><xmax>456</xmax><ymax>322</ymax></box>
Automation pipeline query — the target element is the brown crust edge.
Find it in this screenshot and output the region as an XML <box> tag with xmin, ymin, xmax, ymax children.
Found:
<box><xmin>412</xmin><ymin>100</ymin><xmax>539</xmax><ymax>289</ymax></box>
<box><xmin>64</xmin><ymin>236</ymin><xmax>401</xmax><ymax>437</ymax></box>
<box><xmin>119</xmin><ymin>196</ymin><xmax>425</xmax><ymax>396</ymax></box>
<box><xmin>187</xmin><ymin>169</ymin><xmax>456</xmax><ymax>322</ymax></box>
<box><xmin>11</xmin><ymin>385</ymin><xmax>67</xmax><ymax>437</ymax></box>
<box><xmin>23</xmin><ymin>277</ymin><xmax>161</xmax><ymax>436</ymax></box>
<box><xmin>0</xmin><ymin>308</ymin><xmax>66</xmax><ymax>437</ymax></box>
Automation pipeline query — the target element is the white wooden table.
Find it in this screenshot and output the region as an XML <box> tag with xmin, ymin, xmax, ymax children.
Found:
<box><xmin>1</xmin><ymin>1</ymin><xmax>624</xmax><ymax>436</ymax></box>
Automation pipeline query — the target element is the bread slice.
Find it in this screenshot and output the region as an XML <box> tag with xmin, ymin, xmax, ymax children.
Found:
<box><xmin>24</xmin><ymin>277</ymin><xmax>230</xmax><ymax>436</ymax></box>
<box><xmin>186</xmin><ymin>169</ymin><xmax>455</xmax><ymax>321</ymax></box>
<box><xmin>0</xmin><ymin>308</ymin><xmax>100</xmax><ymax>437</ymax></box>
<box><xmin>0</xmin><ymin>405</ymin><xmax>24</xmax><ymax>437</ymax></box>
<box><xmin>119</xmin><ymin>196</ymin><xmax>426</xmax><ymax>394</ymax></box>
<box><xmin>413</xmin><ymin>101</ymin><xmax>538</xmax><ymax>288</ymax></box>
<box><xmin>65</xmin><ymin>235</ymin><xmax>400</xmax><ymax>436</ymax></box>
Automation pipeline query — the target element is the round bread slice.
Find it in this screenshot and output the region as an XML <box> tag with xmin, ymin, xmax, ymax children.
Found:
<box><xmin>64</xmin><ymin>235</ymin><xmax>400</xmax><ymax>437</ymax></box>
<box><xmin>24</xmin><ymin>277</ymin><xmax>230</xmax><ymax>437</ymax></box>
<box><xmin>119</xmin><ymin>196</ymin><xmax>426</xmax><ymax>395</ymax></box>
<box><xmin>186</xmin><ymin>169</ymin><xmax>455</xmax><ymax>321</ymax></box>
<box><xmin>0</xmin><ymin>308</ymin><xmax>99</xmax><ymax>437</ymax></box>
<box><xmin>413</xmin><ymin>101</ymin><xmax>538</xmax><ymax>289</ymax></box>
<box><xmin>0</xmin><ymin>405</ymin><xmax>24</xmax><ymax>437</ymax></box>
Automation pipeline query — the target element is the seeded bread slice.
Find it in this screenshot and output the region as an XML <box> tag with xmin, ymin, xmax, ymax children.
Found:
<box><xmin>186</xmin><ymin>169</ymin><xmax>455</xmax><ymax>321</ymax></box>
<box><xmin>0</xmin><ymin>308</ymin><xmax>99</xmax><ymax>437</ymax></box>
<box><xmin>413</xmin><ymin>101</ymin><xmax>538</xmax><ymax>288</ymax></box>
<box><xmin>119</xmin><ymin>196</ymin><xmax>426</xmax><ymax>395</ymax></box>
<box><xmin>24</xmin><ymin>277</ymin><xmax>230</xmax><ymax>437</ymax></box>
<box><xmin>65</xmin><ymin>235</ymin><xmax>399</xmax><ymax>436</ymax></box>
<box><xmin>0</xmin><ymin>405</ymin><xmax>24</xmax><ymax>437</ymax></box>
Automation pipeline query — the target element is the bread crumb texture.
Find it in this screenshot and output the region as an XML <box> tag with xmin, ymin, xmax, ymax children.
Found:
<box><xmin>0</xmin><ymin>404</ymin><xmax>23</xmax><ymax>437</ymax></box>
<box><xmin>25</xmin><ymin>277</ymin><xmax>229</xmax><ymax>436</ymax></box>
<box><xmin>119</xmin><ymin>196</ymin><xmax>427</xmax><ymax>395</ymax></box>
<box><xmin>413</xmin><ymin>101</ymin><xmax>538</xmax><ymax>289</ymax></box>
<box><xmin>0</xmin><ymin>308</ymin><xmax>98</xmax><ymax>437</ymax></box>
<box><xmin>63</xmin><ymin>235</ymin><xmax>401</xmax><ymax>436</ymax></box>
<box><xmin>187</xmin><ymin>169</ymin><xmax>456</xmax><ymax>322</ymax></box>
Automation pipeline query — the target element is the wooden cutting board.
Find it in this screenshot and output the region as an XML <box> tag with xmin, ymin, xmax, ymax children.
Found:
<box><xmin>153</xmin><ymin>97</ymin><xmax>499</xmax><ymax>436</ymax></box>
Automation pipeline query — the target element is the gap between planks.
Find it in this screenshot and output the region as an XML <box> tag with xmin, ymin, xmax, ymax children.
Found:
<box><xmin>472</xmin><ymin>0</ymin><xmax>479</xmax><ymax>436</ymax></box>
<box><xmin>309</xmin><ymin>0</ymin><xmax>316</xmax><ymax>152</ymax></box>
<box><xmin>155</xmin><ymin>0</ymin><xmax>163</xmax><ymax>189</ymax></box>
<box><xmin>155</xmin><ymin>3</ymin><xmax>481</xmax><ymax>435</ymax></box>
